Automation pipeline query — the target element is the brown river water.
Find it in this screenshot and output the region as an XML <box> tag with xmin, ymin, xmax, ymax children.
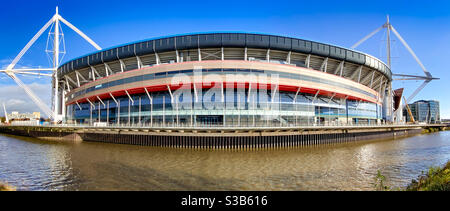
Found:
<box><xmin>0</xmin><ymin>131</ymin><xmax>449</xmax><ymax>191</ymax></box>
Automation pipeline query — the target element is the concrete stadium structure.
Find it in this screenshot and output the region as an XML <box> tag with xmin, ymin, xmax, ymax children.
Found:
<box><xmin>56</xmin><ymin>33</ymin><xmax>393</xmax><ymax>127</ymax></box>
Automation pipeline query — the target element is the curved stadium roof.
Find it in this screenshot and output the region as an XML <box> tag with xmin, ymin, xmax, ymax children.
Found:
<box><xmin>57</xmin><ymin>32</ymin><xmax>392</xmax><ymax>80</ymax></box>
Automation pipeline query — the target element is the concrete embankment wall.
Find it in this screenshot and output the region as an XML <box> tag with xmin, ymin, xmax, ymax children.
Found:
<box><xmin>0</xmin><ymin>125</ymin><xmax>423</xmax><ymax>149</ymax></box>
<box><xmin>79</xmin><ymin>129</ymin><xmax>422</xmax><ymax>149</ymax></box>
<box><xmin>0</xmin><ymin>126</ymin><xmax>83</xmax><ymax>142</ymax></box>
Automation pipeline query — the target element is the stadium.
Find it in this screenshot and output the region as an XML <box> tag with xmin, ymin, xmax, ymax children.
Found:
<box><xmin>56</xmin><ymin>32</ymin><xmax>393</xmax><ymax>127</ymax></box>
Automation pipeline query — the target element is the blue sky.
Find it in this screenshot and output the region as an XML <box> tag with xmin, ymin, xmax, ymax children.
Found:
<box><xmin>0</xmin><ymin>0</ymin><xmax>449</xmax><ymax>118</ymax></box>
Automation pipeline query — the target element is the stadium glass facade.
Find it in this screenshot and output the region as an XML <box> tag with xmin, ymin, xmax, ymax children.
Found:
<box><xmin>67</xmin><ymin>89</ymin><xmax>382</xmax><ymax>127</ymax></box>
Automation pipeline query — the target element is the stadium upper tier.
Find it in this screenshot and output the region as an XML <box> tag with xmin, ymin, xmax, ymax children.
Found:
<box><xmin>57</xmin><ymin>32</ymin><xmax>392</xmax><ymax>83</ymax></box>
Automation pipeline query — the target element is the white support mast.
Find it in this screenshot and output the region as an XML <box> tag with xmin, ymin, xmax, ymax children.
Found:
<box><xmin>386</xmin><ymin>15</ymin><xmax>391</xmax><ymax>68</ymax></box>
<box><xmin>351</xmin><ymin>26</ymin><xmax>383</xmax><ymax>49</ymax></box>
<box><xmin>53</xmin><ymin>6</ymin><xmax>60</xmax><ymax>122</ymax></box>
<box><xmin>3</xmin><ymin>103</ymin><xmax>9</xmax><ymax>124</ymax></box>
<box><xmin>351</xmin><ymin>15</ymin><xmax>438</xmax><ymax>113</ymax></box>
<box><xmin>1</xmin><ymin>6</ymin><xmax>102</xmax><ymax>123</ymax></box>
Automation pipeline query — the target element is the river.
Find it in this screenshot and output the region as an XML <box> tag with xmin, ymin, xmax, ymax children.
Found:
<box><xmin>0</xmin><ymin>131</ymin><xmax>449</xmax><ymax>190</ymax></box>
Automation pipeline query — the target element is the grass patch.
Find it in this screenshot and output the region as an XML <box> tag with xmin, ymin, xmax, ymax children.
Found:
<box><xmin>422</xmin><ymin>127</ymin><xmax>443</xmax><ymax>134</ymax></box>
<box><xmin>406</xmin><ymin>161</ymin><xmax>450</xmax><ymax>191</ymax></box>
<box><xmin>374</xmin><ymin>161</ymin><xmax>450</xmax><ymax>191</ymax></box>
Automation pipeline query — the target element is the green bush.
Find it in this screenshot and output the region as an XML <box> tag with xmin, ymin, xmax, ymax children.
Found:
<box><xmin>373</xmin><ymin>170</ymin><xmax>390</xmax><ymax>191</ymax></box>
<box><xmin>374</xmin><ymin>161</ymin><xmax>450</xmax><ymax>191</ymax></box>
<box><xmin>406</xmin><ymin>161</ymin><xmax>450</xmax><ymax>191</ymax></box>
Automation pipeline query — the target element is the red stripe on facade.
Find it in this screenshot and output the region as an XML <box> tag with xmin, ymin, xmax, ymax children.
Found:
<box><xmin>67</xmin><ymin>82</ymin><xmax>379</xmax><ymax>106</ymax></box>
<box><xmin>69</xmin><ymin>60</ymin><xmax>379</xmax><ymax>97</ymax></box>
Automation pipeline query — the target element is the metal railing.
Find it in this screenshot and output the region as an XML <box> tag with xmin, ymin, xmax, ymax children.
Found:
<box><xmin>22</xmin><ymin>120</ymin><xmax>421</xmax><ymax>130</ymax></box>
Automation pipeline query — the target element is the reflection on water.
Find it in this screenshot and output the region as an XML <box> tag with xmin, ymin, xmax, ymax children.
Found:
<box><xmin>0</xmin><ymin>131</ymin><xmax>449</xmax><ymax>190</ymax></box>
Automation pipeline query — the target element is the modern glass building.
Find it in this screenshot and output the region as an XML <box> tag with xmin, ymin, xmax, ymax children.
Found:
<box><xmin>405</xmin><ymin>100</ymin><xmax>440</xmax><ymax>123</ymax></box>
<box><xmin>54</xmin><ymin>33</ymin><xmax>393</xmax><ymax>127</ymax></box>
